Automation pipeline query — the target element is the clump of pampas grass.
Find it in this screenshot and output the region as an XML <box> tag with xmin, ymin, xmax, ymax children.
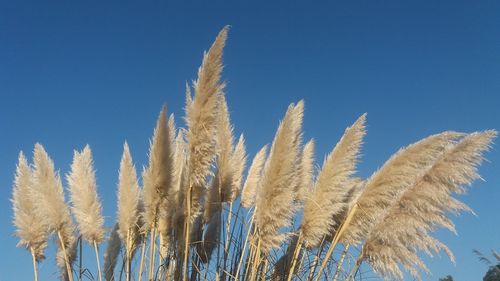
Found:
<box><xmin>10</xmin><ymin>27</ymin><xmax>498</xmax><ymax>281</ymax></box>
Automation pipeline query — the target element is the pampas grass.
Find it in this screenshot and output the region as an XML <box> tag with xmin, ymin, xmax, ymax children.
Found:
<box><xmin>67</xmin><ymin>145</ymin><xmax>105</xmax><ymax>281</ymax></box>
<box><xmin>360</xmin><ymin>130</ymin><xmax>497</xmax><ymax>280</ymax></box>
<box><xmin>116</xmin><ymin>142</ymin><xmax>140</xmax><ymax>281</ymax></box>
<box><xmin>241</xmin><ymin>145</ymin><xmax>268</xmax><ymax>208</ymax></box>
<box><xmin>182</xmin><ymin>26</ymin><xmax>229</xmax><ymax>281</ymax></box>
<box><xmin>301</xmin><ymin>113</ymin><xmax>366</xmax><ymax>248</ymax></box>
<box><xmin>32</xmin><ymin>143</ymin><xmax>76</xmax><ymax>281</ymax></box>
<box><xmin>255</xmin><ymin>101</ymin><xmax>303</xmax><ymax>255</ymax></box>
<box><xmin>67</xmin><ymin>145</ymin><xmax>105</xmax><ymax>244</ymax></box>
<box><xmin>10</xmin><ymin>27</ymin><xmax>498</xmax><ymax>281</ymax></box>
<box><xmin>12</xmin><ymin>151</ymin><xmax>49</xmax><ymax>281</ymax></box>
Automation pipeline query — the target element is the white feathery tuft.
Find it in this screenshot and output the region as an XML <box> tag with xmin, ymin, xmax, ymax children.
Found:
<box><xmin>296</xmin><ymin>139</ymin><xmax>316</xmax><ymax>202</ymax></box>
<box><xmin>340</xmin><ymin>131</ymin><xmax>464</xmax><ymax>245</ymax></box>
<box><xmin>255</xmin><ymin>101</ymin><xmax>304</xmax><ymax>254</ymax></box>
<box><xmin>217</xmin><ymin>93</ymin><xmax>236</xmax><ymax>202</ymax></box>
<box><xmin>241</xmin><ymin>145</ymin><xmax>268</xmax><ymax>208</ymax></box>
<box><xmin>117</xmin><ymin>142</ymin><xmax>141</xmax><ymax>249</ymax></box>
<box><xmin>301</xmin><ymin>114</ymin><xmax>366</xmax><ymax>248</ymax></box>
<box><xmin>362</xmin><ymin>130</ymin><xmax>497</xmax><ymax>280</ymax></box>
<box><xmin>32</xmin><ymin>143</ymin><xmax>75</xmax><ymax>237</ymax></box>
<box><xmin>143</xmin><ymin>106</ymin><xmax>174</xmax><ymax>230</ymax></box>
<box><xmin>185</xmin><ymin>26</ymin><xmax>228</xmax><ymax>220</ymax></box>
<box><xmin>67</xmin><ymin>145</ymin><xmax>105</xmax><ymax>243</ymax></box>
<box><xmin>12</xmin><ymin>151</ymin><xmax>49</xmax><ymax>261</ymax></box>
<box><xmin>228</xmin><ymin>134</ymin><xmax>247</xmax><ymax>202</ymax></box>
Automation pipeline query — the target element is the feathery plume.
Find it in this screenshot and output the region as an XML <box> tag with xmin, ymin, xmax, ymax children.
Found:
<box><xmin>255</xmin><ymin>101</ymin><xmax>304</xmax><ymax>254</ymax></box>
<box><xmin>362</xmin><ymin>130</ymin><xmax>497</xmax><ymax>280</ymax></box>
<box><xmin>172</xmin><ymin>129</ymin><xmax>188</xmax><ymax>237</ymax></box>
<box><xmin>217</xmin><ymin>94</ymin><xmax>236</xmax><ymax>202</ymax></box>
<box><xmin>296</xmin><ymin>139</ymin><xmax>315</xmax><ymax>203</ymax></box>
<box><xmin>340</xmin><ymin>131</ymin><xmax>464</xmax><ymax>245</ymax></box>
<box><xmin>143</xmin><ymin>106</ymin><xmax>174</xmax><ymax>229</ymax></box>
<box><xmin>117</xmin><ymin>142</ymin><xmax>141</xmax><ymax>252</ymax></box>
<box><xmin>32</xmin><ymin>143</ymin><xmax>74</xmax><ymax>233</ymax></box>
<box><xmin>67</xmin><ymin>145</ymin><xmax>105</xmax><ymax>244</ymax></box>
<box><xmin>104</xmin><ymin>224</ymin><xmax>122</xmax><ymax>281</ymax></box>
<box><xmin>228</xmin><ymin>134</ymin><xmax>247</xmax><ymax>202</ymax></box>
<box><xmin>301</xmin><ymin>114</ymin><xmax>366</xmax><ymax>247</ymax></box>
<box><xmin>185</xmin><ymin>26</ymin><xmax>228</xmax><ymax>219</ymax></box>
<box><xmin>241</xmin><ymin>145</ymin><xmax>268</xmax><ymax>208</ymax></box>
<box><xmin>12</xmin><ymin>151</ymin><xmax>49</xmax><ymax>261</ymax></box>
<box><xmin>32</xmin><ymin>144</ymin><xmax>76</xmax><ymax>281</ymax></box>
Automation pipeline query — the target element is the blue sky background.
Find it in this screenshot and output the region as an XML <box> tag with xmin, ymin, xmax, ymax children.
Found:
<box><xmin>1</xmin><ymin>1</ymin><xmax>499</xmax><ymax>280</ymax></box>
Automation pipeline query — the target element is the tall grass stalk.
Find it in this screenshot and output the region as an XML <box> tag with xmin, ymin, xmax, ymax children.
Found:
<box><xmin>332</xmin><ymin>244</ymin><xmax>350</xmax><ymax>281</ymax></box>
<box><xmin>57</xmin><ymin>231</ymin><xmax>74</xmax><ymax>281</ymax></box>
<box><xmin>30</xmin><ymin>247</ymin><xmax>39</xmax><ymax>281</ymax></box>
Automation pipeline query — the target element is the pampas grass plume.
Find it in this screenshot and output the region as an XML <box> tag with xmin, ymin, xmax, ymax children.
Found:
<box><xmin>67</xmin><ymin>145</ymin><xmax>105</xmax><ymax>244</ymax></box>
<box><xmin>241</xmin><ymin>145</ymin><xmax>268</xmax><ymax>208</ymax></box>
<box><xmin>12</xmin><ymin>151</ymin><xmax>49</xmax><ymax>261</ymax></box>
<box><xmin>301</xmin><ymin>113</ymin><xmax>366</xmax><ymax>248</ymax></box>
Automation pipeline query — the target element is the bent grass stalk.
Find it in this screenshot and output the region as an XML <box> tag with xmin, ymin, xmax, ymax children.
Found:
<box><xmin>287</xmin><ymin>234</ymin><xmax>303</xmax><ymax>281</ymax></box>
<box><xmin>332</xmin><ymin>244</ymin><xmax>350</xmax><ymax>281</ymax></box>
<box><xmin>314</xmin><ymin>203</ymin><xmax>358</xmax><ymax>281</ymax></box>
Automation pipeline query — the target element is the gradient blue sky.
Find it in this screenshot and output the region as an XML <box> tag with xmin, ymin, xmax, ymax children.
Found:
<box><xmin>1</xmin><ymin>1</ymin><xmax>499</xmax><ymax>280</ymax></box>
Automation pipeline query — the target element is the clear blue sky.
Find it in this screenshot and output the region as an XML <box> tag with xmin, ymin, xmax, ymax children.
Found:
<box><xmin>1</xmin><ymin>1</ymin><xmax>499</xmax><ymax>280</ymax></box>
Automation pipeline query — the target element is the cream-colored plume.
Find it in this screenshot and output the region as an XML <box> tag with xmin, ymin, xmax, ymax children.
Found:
<box><xmin>32</xmin><ymin>143</ymin><xmax>74</xmax><ymax>234</ymax></box>
<box><xmin>241</xmin><ymin>145</ymin><xmax>268</xmax><ymax>208</ymax></box>
<box><xmin>143</xmin><ymin>106</ymin><xmax>174</xmax><ymax>230</ymax></box>
<box><xmin>12</xmin><ymin>151</ymin><xmax>49</xmax><ymax>261</ymax></box>
<box><xmin>295</xmin><ymin>139</ymin><xmax>315</xmax><ymax>202</ymax></box>
<box><xmin>217</xmin><ymin>94</ymin><xmax>236</xmax><ymax>202</ymax></box>
<box><xmin>255</xmin><ymin>101</ymin><xmax>304</xmax><ymax>254</ymax></box>
<box><xmin>67</xmin><ymin>145</ymin><xmax>105</xmax><ymax>244</ymax></box>
<box><xmin>301</xmin><ymin>114</ymin><xmax>366</xmax><ymax>248</ymax></box>
<box><xmin>185</xmin><ymin>26</ymin><xmax>228</xmax><ymax>220</ymax></box>
<box><xmin>117</xmin><ymin>142</ymin><xmax>140</xmax><ymax>250</ymax></box>
<box><xmin>228</xmin><ymin>134</ymin><xmax>247</xmax><ymax>202</ymax></box>
<box><xmin>362</xmin><ymin>130</ymin><xmax>497</xmax><ymax>280</ymax></box>
<box><xmin>340</xmin><ymin>131</ymin><xmax>464</xmax><ymax>245</ymax></box>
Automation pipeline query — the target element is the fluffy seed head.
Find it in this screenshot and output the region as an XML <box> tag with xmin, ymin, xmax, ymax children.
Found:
<box><xmin>301</xmin><ymin>114</ymin><xmax>366</xmax><ymax>248</ymax></box>
<box><xmin>241</xmin><ymin>145</ymin><xmax>268</xmax><ymax>208</ymax></box>
<box><xmin>67</xmin><ymin>145</ymin><xmax>105</xmax><ymax>243</ymax></box>
<box><xmin>11</xmin><ymin>151</ymin><xmax>49</xmax><ymax>261</ymax></box>
<box><xmin>117</xmin><ymin>142</ymin><xmax>141</xmax><ymax>249</ymax></box>
<box><xmin>255</xmin><ymin>101</ymin><xmax>304</xmax><ymax>254</ymax></box>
